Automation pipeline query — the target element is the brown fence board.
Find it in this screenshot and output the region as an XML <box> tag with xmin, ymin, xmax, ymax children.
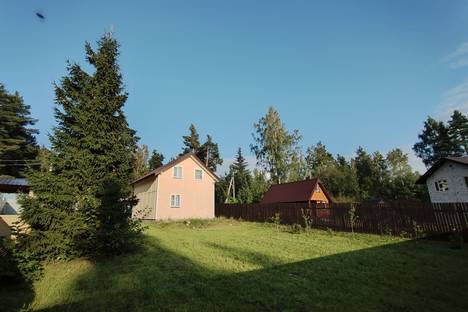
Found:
<box><xmin>215</xmin><ymin>201</ymin><xmax>468</xmax><ymax>236</ymax></box>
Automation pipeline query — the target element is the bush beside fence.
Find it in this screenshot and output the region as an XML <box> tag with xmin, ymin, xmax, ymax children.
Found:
<box><xmin>215</xmin><ymin>201</ymin><xmax>468</xmax><ymax>236</ymax></box>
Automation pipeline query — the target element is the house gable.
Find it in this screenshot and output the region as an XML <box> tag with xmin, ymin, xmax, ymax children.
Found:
<box><xmin>310</xmin><ymin>183</ymin><xmax>330</xmax><ymax>203</ymax></box>
<box><xmin>425</xmin><ymin>161</ymin><xmax>468</xmax><ymax>203</ymax></box>
<box><xmin>261</xmin><ymin>179</ymin><xmax>332</xmax><ymax>204</ymax></box>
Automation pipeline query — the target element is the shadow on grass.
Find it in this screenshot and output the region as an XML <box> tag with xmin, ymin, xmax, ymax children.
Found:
<box><xmin>12</xmin><ymin>236</ymin><xmax>468</xmax><ymax>312</ymax></box>
<box><xmin>1</xmin><ymin>272</ymin><xmax>35</xmax><ymax>312</ymax></box>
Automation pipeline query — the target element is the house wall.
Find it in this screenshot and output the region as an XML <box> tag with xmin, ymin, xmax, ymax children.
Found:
<box><xmin>156</xmin><ymin>157</ymin><xmax>215</xmax><ymax>220</ymax></box>
<box><xmin>0</xmin><ymin>217</ymin><xmax>11</xmax><ymax>237</ymax></box>
<box><xmin>426</xmin><ymin>162</ymin><xmax>468</xmax><ymax>203</ymax></box>
<box><xmin>0</xmin><ymin>215</ymin><xmax>20</xmax><ymax>237</ymax></box>
<box><xmin>132</xmin><ymin>176</ymin><xmax>158</xmax><ymax>219</ymax></box>
<box><xmin>310</xmin><ymin>185</ymin><xmax>329</xmax><ymax>203</ymax></box>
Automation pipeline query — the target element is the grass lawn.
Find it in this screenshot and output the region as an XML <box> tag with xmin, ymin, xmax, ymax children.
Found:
<box><xmin>2</xmin><ymin>218</ymin><xmax>468</xmax><ymax>311</ymax></box>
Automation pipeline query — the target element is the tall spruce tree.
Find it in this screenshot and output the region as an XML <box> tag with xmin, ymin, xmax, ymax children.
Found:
<box><xmin>198</xmin><ymin>135</ymin><xmax>223</xmax><ymax>172</ymax></box>
<box><xmin>448</xmin><ymin>110</ymin><xmax>468</xmax><ymax>154</ymax></box>
<box><xmin>19</xmin><ymin>33</ymin><xmax>142</xmax><ymax>260</ymax></box>
<box><xmin>180</xmin><ymin>124</ymin><xmax>200</xmax><ymax>155</ymax></box>
<box><xmin>148</xmin><ymin>149</ymin><xmax>164</xmax><ymax>169</ymax></box>
<box><xmin>0</xmin><ymin>84</ymin><xmax>39</xmax><ymax>177</ymax></box>
<box><xmin>226</xmin><ymin>148</ymin><xmax>252</xmax><ymax>203</ymax></box>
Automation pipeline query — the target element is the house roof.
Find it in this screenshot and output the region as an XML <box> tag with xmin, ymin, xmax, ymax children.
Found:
<box><xmin>261</xmin><ymin>178</ymin><xmax>332</xmax><ymax>204</ymax></box>
<box><xmin>416</xmin><ymin>156</ymin><xmax>468</xmax><ymax>184</ymax></box>
<box><xmin>0</xmin><ymin>178</ymin><xmax>29</xmax><ymax>193</ymax></box>
<box><xmin>131</xmin><ymin>152</ymin><xmax>219</xmax><ymax>185</ymax></box>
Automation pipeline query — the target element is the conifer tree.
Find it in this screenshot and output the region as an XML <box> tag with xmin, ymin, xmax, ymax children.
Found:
<box><xmin>448</xmin><ymin>110</ymin><xmax>468</xmax><ymax>154</ymax></box>
<box><xmin>413</xmin><ymin>112</ymin><xmax>466</xmax><ymax>167</ymax></box>
<box><xmin>19</xmin><ymin>33</ymin><xmax>142</xmax><ymax>259</ymax></box>
<box><xmin>226</xmin><ymin>148</ymin><xmax>252</xmax><ymax>203</ymax></box>
<box><xmin>198</xmin><ymin>135</ymin><xmax>223</xmax><ymax>172</ymax></box>
<box><xmin>148</xmin><ymin>149</ymin><xmax>164</xmax><ymax>169</ymax></box>
<box><xmin>180</xmin><ymin>124</ymin><xmax>200</xmax><ymax>155</ymax></box>
<box><xmin>0</xmin><ymin>84</ymin><xmax>39</xmax><ymax>177</ymax></box>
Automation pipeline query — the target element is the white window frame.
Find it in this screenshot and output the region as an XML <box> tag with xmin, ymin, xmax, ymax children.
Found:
<box><xmin>434</xmin><ymin>180</ymin><xmax>449</xmax><ymax>192</ymax></box>
<box><xmin>195</xmin><ymin>169</ymin><xmax>203</xmax><ymax>181</ymax></box>
<box><xmin>170</xmin><ymin>194</ymin><xmax>181</xmax><ymax>208</ymax></box>
<box><xmin>173</xmin><ymin>166</ymin><xmax>183</xmax><ymax>179</ymax></box>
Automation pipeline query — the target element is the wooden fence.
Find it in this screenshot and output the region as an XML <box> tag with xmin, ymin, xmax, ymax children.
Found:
<box><xmin>215</xmin><ymin>202</ymin><xmax>468</xmax><ymax>236</ymax></box>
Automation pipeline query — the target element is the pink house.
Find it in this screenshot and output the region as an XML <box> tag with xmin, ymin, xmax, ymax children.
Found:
<box><xmin>131</xmin><ymin>152</ymin><xmax>219</xmax><ymax>220</ymax></box>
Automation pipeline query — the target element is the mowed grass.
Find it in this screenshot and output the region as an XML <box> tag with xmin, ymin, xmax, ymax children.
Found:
<box><xmin>3</xmin><ymin>218</ymin><xmax>468</xmax><ymax>311</ymax></box>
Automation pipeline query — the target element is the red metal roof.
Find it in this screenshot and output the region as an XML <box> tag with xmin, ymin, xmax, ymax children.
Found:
<box><xmin>261</xmin><ymin>179</ymin><xmax>332</xmax><ymax>204</ymax></box>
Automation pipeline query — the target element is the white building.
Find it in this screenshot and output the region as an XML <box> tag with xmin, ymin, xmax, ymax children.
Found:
<box><xmin>417</xmin><ymin>157</ymin><xmax>468</xmax><ymax>203</ymax></box>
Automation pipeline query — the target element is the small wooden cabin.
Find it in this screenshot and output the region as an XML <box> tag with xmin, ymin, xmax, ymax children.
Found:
<box><xmin>261</xmin><ymin>178</ymin><xmax>332</xmax><ymax>205</ymax></box>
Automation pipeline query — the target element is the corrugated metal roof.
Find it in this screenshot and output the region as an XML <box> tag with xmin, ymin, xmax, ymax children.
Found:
<box><xmin>0</xmin><ymin>178</ymin><xmax>29</xmax><ymax>187</ymax></box>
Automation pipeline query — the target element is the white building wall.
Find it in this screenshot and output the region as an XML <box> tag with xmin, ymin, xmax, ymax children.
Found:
<box><xmin>426</xmin><ymin>162</ymin><xmax>468</xmax><ymax>203</ymax></box>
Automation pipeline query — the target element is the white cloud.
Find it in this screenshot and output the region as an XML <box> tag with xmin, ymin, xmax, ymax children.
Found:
<box><xmin>443</xmin><ymin>41</ymin><xmax>468</xmax><ymax>69</ymax></box>
<box><xmin>403</xmin><ymin>147</ymin><xmax>426</xmax><ymax>173</ymax></box>
<box><xmin>436</xmin><ymin>79</ymin><xmax>468</xmax><ymax>120</ymax></box>
<box><xmin>216</xmin><ymin>155</ymin><xmax>257</xmax><ymax>176</ymax></box>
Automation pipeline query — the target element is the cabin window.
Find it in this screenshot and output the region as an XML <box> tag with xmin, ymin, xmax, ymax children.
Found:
<box><xmin>195</xmin><ymin>169</ymin><xmax>203</xmax><ymax>180</ymax></box>
<box><xmin>434</xmin><ymin>180</ymin><xmax>449</xmax><ymax>192</ymax></box>
<box><xmin>173</xmin><ymin>166</ymin><xmax>182</xmax><ymax>179</ymax></box>
<box><xmin>314</xmin><ymin>185</ymin><xmax>320</xmax><ymax>192</ymax></box>
<box><xmin>170</xmin><ymin>195</ymin><xmax>181</xmax><ymax>208</ymax></box>
<box><xmin>465</xmin><ymin>177</ymin><xmax>468</xmax><ymax>188</ymax></box>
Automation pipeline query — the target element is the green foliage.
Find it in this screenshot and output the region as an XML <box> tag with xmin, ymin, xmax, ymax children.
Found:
<box><xmin>180</xmin><ymin>124</ymin><xmax>201</xmax><ymax>155</ymax></box>
<box><xmin>180</xmin><ymin>124</ymin><xmax>223</xmax><ymax>171</ymax></box>
<box><xmin>270</xmin><ymin>212</ymin><xmax>281</xmax><ymax>231</ymax></box>
<box><xmin>148</xmin><ymin>149</ymin><xmax>164</xmax><ymax>170</ymax></box>
<box><xmin>17</xmin><ymin>33</ymin><xmax>143</xmax><ymax>261</ymax></box>
<box><xmin>250</xmin><ymin>169</ymin><xmax>270</xmax><ymax>203</ymax></box>
<box><xmin>448</xmin><ymin>110</ymin><xmax>468</xmax><ymax>154</ymax></box>
<box><xmin>0</xmin><ymin>84</ymin><xmax>39</xmax><ymax>177</ymax></box>
<box><xmin>198</xmin><ymin>134</ymin><xmax>223</xmax><ymax>172</ymax></box>
<box><xmin>413</xmin><ymin>110</ymin><xmax>467</xmax><ymax>167</ymax></box>
<box><xmin>251</xmin><ymin>107</ymin><xmax>302</xmax><ymax>184</ymax></box>
<box><xmin>303</xmin><ymin>143</ymin><xmax>424</xmax><ymax>202</ymax></box>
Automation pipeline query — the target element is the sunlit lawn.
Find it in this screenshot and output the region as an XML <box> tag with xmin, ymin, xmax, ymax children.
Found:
<box><xmin>3</xmin><ymin>218</ymin><xmax>468</xmax><ymax>311</ymax></box>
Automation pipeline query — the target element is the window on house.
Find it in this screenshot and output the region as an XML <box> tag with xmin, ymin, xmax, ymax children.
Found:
<box><xmin>315</xmin><ymin>185</ymin><xmax>320</xmax><ymax>192</ymax></box>
<box><xmin>173</xmin><ymin>166</ymin><xmax>182</xmax><ymax>178</ymax></box>
<box><xmin>170</xmin><ymin>195</ymin><xmax>181</xmax><ymax>208</ymax></box>
<box><xmin>434</xmin><ymin>180</ymin><xmax>449</xmax><ymax>192</ymax></box>
<box><xmin>465</xmin><ymin>177</ymin><xmax>468</xmax><ymax>188</ymax></box>
<box><xmin>195</xmin><ymin>169</ymin><xmax>203</xmax><ymax>180</ymax></box>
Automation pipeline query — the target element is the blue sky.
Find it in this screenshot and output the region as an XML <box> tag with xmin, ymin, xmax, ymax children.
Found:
<box><xmin>1</xmin><ymin>0</ymin><xmax>468</xmax><ymax>173</ymax></box>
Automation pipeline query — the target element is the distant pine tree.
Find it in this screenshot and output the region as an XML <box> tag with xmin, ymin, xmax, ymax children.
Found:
<box><xmin>0</xmin><ymin>84</ymin><xmax>39</xmax><ymax>177</ymax></box>
<box><xmin>448</xmin><ymin>110</ymin><xmax>468</xmax><ymax>154</ymax></box>
<box><xmin>148</xmin><ymin>149</ymin><xmax>164</xmax><ymax>169</ymax></box>
<box><xmin>19</xmin><ymin>33</ymin><xmax>143</xmax><ymax>260</ymax></box>
<box><xmin>414</xmin><ymin>111</ymin><xmax>467</xmax><ymax>167</ymax></box>
<box><xmin>198</xmin><ymin>135</ymin><xmax>223</xmax><ymax>172</ymax></box>
<box><xmin>180</xmin><ymin>124</ymin><xmax>200</xmax><ymax>155</ymax></box>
